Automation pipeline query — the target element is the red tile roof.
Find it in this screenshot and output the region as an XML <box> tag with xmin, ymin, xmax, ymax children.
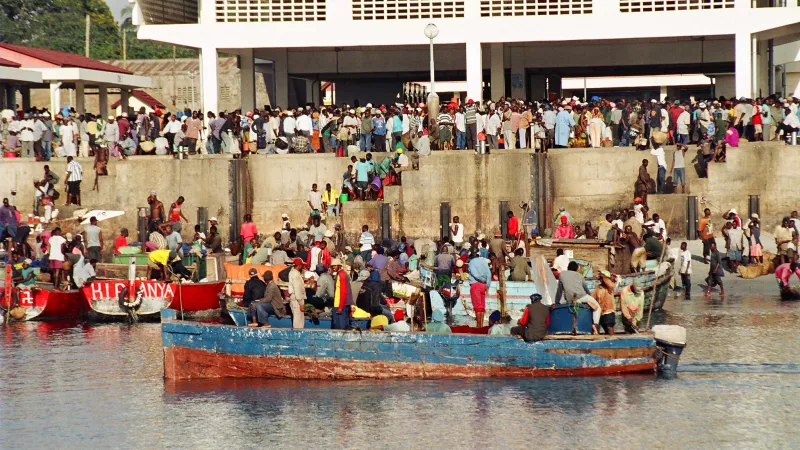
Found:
<box><xmin>110</xmin><ymin>89</ymin><xmax>167</xmax><ymax>110</ymax></box>
<box><xmin>0</xmin><ymin>43</ymin><xmax>133</xmax><ymax>75</ymax></box>
<box><xmin>0</xmin><ymin>57</ymin><xmax>21</xmax><ymax>68</ymax></box>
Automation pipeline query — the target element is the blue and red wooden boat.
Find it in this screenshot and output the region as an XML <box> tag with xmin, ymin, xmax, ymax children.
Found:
<box><xmin>161</xmin><ymin>309</ymin><xmax>663</xmax><ymax>380</ymax></box>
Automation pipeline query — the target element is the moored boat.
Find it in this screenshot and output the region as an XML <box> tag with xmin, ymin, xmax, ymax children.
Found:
<box><xmin>161</xmin><ymin>309</ymin><xmax>662</xmax><ymax>380</ymax></box>
<box><xmin>0</xmin><ymin>286</ymin><xmax>85</xmax><ymax>321</ymax></box>
<box><xmin>81</xmin><ymin>279</ymin><xmax>226</xmax><ymax>321</ymax></box>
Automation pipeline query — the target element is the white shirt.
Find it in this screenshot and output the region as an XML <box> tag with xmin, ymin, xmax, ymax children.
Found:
<box><xmin>19</xmin><ymin>119</ymin><xmax>34</xmax><ymax>141</ymax></box>
<box><xmin>402</xmin><ymin>115</ymin><xmax>410</xmax><ymax>134</ymax></box>
<box><xmin>476</xmin><ymin>113</ymin><xmax>486</xmax><ymax>134</ymax></box>
<box><xmin>650</xmin><ymin>147</ymin><xmax>666</xmax><ymax>168</ymax></box>
<box><xmin>296</xmin><ymin>115</ymin><xmax>312</xmax><ymax>132</ymax></box>
<box><xmin>154</xmin><ymin>136</ymin><xmax>169</xmax><ymax>154</ymax></box>
<box><xmin>307</xmin><ymin>190</ymin><xmax>322</xmax><ymax>210</ymax></box>
<box><xmin>487</xmin><ymin>113</ymin><xmax>501</xmax><ymax>136</ymax></box>
<box><xmin>552</xmin><ymin>254</ymin><xmax>570</xmax><ymax>272</ymax></box>
<box><xmin>396</xmin><ymin>153</ymin><xmax>409</xmax><ymax>168</ymax></box>
<box><xmin>660</xmin><ymin>108</ymin><xmax>669</xmax><ymax>132</ymax></box>
<box><xmin>652</xmin><ymin>219</ymin><xmax>667</xmax><ymax>239</ymax></box>
<box><xmin>784</xmin><ymin>114</ymin><xmax>800</xmax><ymax>128</ymax></box>
<box><xmin>677</xmin><ymin>111</ymin><xmax>690</xmax><ymax>135</ymax></box>
<box><xmin>343</xmin><ymin>116</ymin><xmax>358</xmax><ymax>128</ymax></box>
<box><xmin>66</xmin><ymin>160</ymin><xmax>83</xmax><ymax>182</ymax></box>
<box><xmin>679</xmin><ymin>249</ymin><xmax>692</xmax><ymax>275</ymax></box>
<box><xmin>163</xmin><ymin>120</ymin><xmax>181</xmax><ymax>134</ymax></box>
<box><xmin>455</xmin><ymin>112</ymin><xmax>466</xmax><ymax>132</ymax></box>
<box><xmin>283</xmin><ymin>116</ymin><xmax>296</xmax><ymax>133</ymax></box>
<box><xmin>451</xmin><ymin>223</ymin><xmax>464</xmax><ymax>243</ymax></box>
<box><xmin>269</xmin><ymin>117</ymin><xmax>280</xmax><ymax>139</ymax></box>
<box><xmin>359</xmin><ymin>231</ymin><xmax>375</xmax><ymax>251</ymax></box>
<box><xmin>48</xmin><ymin>235</ymin><xmax>67</xmax><ymax>261</ymax></box>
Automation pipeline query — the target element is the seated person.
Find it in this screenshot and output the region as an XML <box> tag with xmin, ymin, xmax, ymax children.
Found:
<box><xmin>249</xmin><ymin>271</ymin><xmax>286</xmax><ymax>328</ymax></box>
<box><xmin>384</xmin><ymin>309</ymin><xmax>410</xmax><ymax>332</ymax></box>
<box><xmin>511</xmin><ymin>293</ymin><xmax>550</xmax><ymax>342</ymax></box>
<box><xmin>14</xmin><ymin>258</ymin><xmax>37</xmax><ymax>287</ymax></box>
<box><xmin>555</xmin><ymin>261</ymin><xmax>601</xmax><ymax>334</ymax></box>
<box><xmin>488</xmin><ymin>312</ymin><xmax>513</xmax><ymax>335</ymax></box>
<box><xmin>370</xmin><ymin>306</ymin><xmax>389</xmax><ymax>330</ymax></box>
<box><xmin>509</xmin><ymin>248</ymin><xmax>531</xmax><ymax>281</ymax></box>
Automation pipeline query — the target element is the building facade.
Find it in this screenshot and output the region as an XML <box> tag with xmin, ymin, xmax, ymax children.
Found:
<box><xmin>132</xmin><ymin>0</ymin><xmax>800</xmax><ymax>111</ymax></box>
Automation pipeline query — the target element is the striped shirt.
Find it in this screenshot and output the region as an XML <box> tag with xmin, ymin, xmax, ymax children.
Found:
<box><xmin>66</xmin><ymin>160</ymin><xmax>83</xmax><ymax>182</ymax></box>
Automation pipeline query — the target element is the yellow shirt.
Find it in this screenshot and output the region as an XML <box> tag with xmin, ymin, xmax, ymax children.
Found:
<box><xmin>322</xmin><ymin>189</ymin><xmax>339</xmax><ymax>205</ymax></box>
<box><xmin>148</xmin><ymin>249</ymin><xmax>171</xmax><ymax>266</ymax></box>
<box><xmin>370</xmin><ymin>315</ymin><xmax>389</xmax><ymax>329</ymax></box>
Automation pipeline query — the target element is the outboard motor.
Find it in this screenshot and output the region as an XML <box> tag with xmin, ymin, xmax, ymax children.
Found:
<box><xmin>652</xmin><ymin>325</ymin><xmax>687</xmax><ymax>379</ymax></box>
<box><xmin>439</xmin><ymin>278</ymin><xmax>461</xmax><ymax>325</ymax></box>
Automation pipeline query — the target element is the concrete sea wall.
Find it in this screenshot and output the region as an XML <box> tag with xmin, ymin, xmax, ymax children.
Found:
<box><xmin>0</xmin><ymin>142</ymin><xmax>793</xmax><ymax>257</ymax></box>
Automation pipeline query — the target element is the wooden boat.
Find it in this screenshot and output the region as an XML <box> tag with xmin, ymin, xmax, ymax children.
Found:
<box><xmin>161</xmin><ymin>309</ymin><xmax>661</xmax><ymax>380</ymax></box>
<box><xmin>452</xmin><ymin>263</ymin><xmax>673</xmax><ymax>322</ymax></box>
<box><xmin>0</xmin><ymin>286</ymin><xmax>85</xmax><ymax>321</ymax></box>
<box><xmin>80</xmin><ymin>280</ymin><xmax>225</xmax><ymax>321</ymax></box>
<box><xmin>227</xmin><ymin>307</ymin><xmax>370</xmax><ymax>329</ymax></box>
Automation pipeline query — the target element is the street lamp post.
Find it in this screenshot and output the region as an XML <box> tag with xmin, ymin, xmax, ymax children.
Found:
<box><xmin>188</xmin><ymin>70</ymin><xmax>197</xmax><ymax>111</ymax></box>
<box><xmin>424</xmin><ymin>23</ymin><xmax>440</xmax><ymax>119</ymax></box>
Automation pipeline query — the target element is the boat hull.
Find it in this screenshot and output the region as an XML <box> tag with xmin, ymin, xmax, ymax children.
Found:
<box><xmin>82</xmin><ymin>280</ymin><xmax>175</xmax><ymax>320</ymax></box>
<box><xmin>1</xmin><ymin>288</ymin><xmax>85</xmax><ymax>321</ymax></box>
<box><xmin>162</xmin><ymin>310</ymin><xmax>657</xmax><ymax>380</ymax></box>
<box><xmin>172</xmin><ymin>282</ymin><xmax>225</xmax><ymax>315</ymax></box>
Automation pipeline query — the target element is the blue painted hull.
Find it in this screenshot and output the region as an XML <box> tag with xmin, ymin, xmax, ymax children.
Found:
<box><xmin>161</xmin><ymin>309</ymin><xmax>657</xmax><ymax>380</ymax></box>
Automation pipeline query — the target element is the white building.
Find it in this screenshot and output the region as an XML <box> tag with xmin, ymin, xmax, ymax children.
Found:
<box><xmin>131</xmin><ymin>0</ymin><xmax>800</xmax><ymax>111</ymax></box>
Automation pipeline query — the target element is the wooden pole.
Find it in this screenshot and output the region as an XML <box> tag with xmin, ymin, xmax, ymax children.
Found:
<box><xmin>645</xmin><ymin>203</ymin><xmax>676</xmax><ymax>329</ymax></box>
<box><xmin>4</xmin><ymin>261</ymin><xmax>11</xmax><ymax>323</ymax></box>
<box><xmin>498</xmin><ymin>267</ymin><xmax>507</xmax><ymax>316</ymax></box>
<box><xmin>85</xmin><ymin>14</ymin><xmax>91</xmax><ymax>58</ymax></box>
<box><xmin>122</xmin><ymin>29</ymin><xmax>127</xmax><ymax>70</ymax></box>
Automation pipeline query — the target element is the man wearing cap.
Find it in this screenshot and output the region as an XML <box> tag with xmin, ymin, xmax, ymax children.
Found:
<box><xmin>592</xmin><ymin>270</ymin><xmax>617</xmax><ymax>335</ymax></box>
<box><xmin>19</xmin><ymin>113</ymin><xmax>34</xmax><ymax>158</ymax></box>
<box><xmin>619</xmin><ymin>280</ymin><xmax>644</xmax><ymax>333</ymax></box>
<box><xmin>288</xmin><ymin>257</ymin><xmax>307</xmax><ymax>329</ymax></box>
<box><xmin>511</xmin><ymin>293</ymin><xmax>549</xmax><ymax>342</ymax></box>
<box><xmin>556</xmin><ymin>261</ymin><xmax>602</xmax><ymax>333</ymax></box>
<box><xmin>102</xmin><ymin>115</ymin><xmax>120</xmax><ymax>157</ymax></box>
<box><xmin>331</xmin><ymin>258</ymin><xmax>354</xmax><ymax>330</ymax></box>
<box><xmin>464</xmin><ymin>100</ymin><xmax>478</xmax><ymax>149</ymax></box>
<box><xmin>249</xmin><ymin>271</ymin><xmax>286</xmax><ymax>327</ymax></box>
<box><xmin>241</xmin><ymin>268</ymin><xmax>267</xmax><ymax>310</ymax></box>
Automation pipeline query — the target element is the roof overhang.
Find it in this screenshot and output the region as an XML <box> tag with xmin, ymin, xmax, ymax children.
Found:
<box><xmin>29</xmin><ymin>67</ymin><xmax>151</xmax><ymax>88</ymax></box>
<box><xmin>0</xmin><ymin>66</ymin><xmax>44</xmax><ymax>84</ymax></box>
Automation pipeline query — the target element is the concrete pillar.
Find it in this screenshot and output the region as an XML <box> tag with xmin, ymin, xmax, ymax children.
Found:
<box><xmin>490</xmin><ymin>43</ymin><xmax>505</xmax><ymax>100</ymax></box>
<box><xmin>75</xmin><ymin>82</ymin><xmax>85</xmax><ymax>114</ymax></box>
<box><xmin>50</xmin><ymin>82</ymin><xmax>62</xmax><ymax>116</ymax></box>
<box><xmin>120</xmin><ymin>89</ymin><xmax>130</xmax><ymax>116</ymax></box>
<box><xmin>99</xmin><ymin>85</ymin><xmax>109</xmax><ymax>117</ymax></box>
<box><xmin>304</xmin><ymin>79</ymin><xmax>313</xmax><ymax>106</ymax></box>
<box><xmin>4</xmin><ymin>86</ymin><xmax>15</xmax><ymax>110</ymax></box>
<box><xmin>199</xmin><ymin>0</ymin><xmax>216</xmax><ymax>24</ymax></box>
<box><xmin>752</xmin><ymin>35</ymin><xmax>759</xmax><ymax>98</ymax></box>
<box><xmin>200</xmin><ymin>47</ymin><xmax>219</xmax><ymax>115</ymax></box>
<box><xmin>659</xmin><ymin>86</ymin><xmax>668</xmax><ymax>102</ymax></box>
<box><xmin>510</xmin><ymin>46</ymin><xmax>525</xmax><ymax>100</ymax></box>
<box><xmin>466</xmin><ymin>41</ymin><xmax>483</xmax><ymax>102</ymax></box>
<box><xmin>0</xmin><ymin>85</ymin><xmax>5</xmax><ymax>110</ymax></box>
<box><xmin>311</xmin><ymin>80</ymin><xmax>321</xmax><ymax>106</ymax></box>
<box><xmin>274</xmin><ymin>49</ymin><xmax>289</xmax><ymax>108</ymax></box>
<box><xmin>21</xmin><ymin>87</ymin><xmax>30</xmax><ymax>111</ymax></box>
<box><xmin>239</xmin><ymin>49</ymin><xmax>255</xmax><ymax>112</ymax></box>
<box><xmin>735</xmin><ymin>32</ymin><xmax>752</xmax><ymax>99</ymax></box>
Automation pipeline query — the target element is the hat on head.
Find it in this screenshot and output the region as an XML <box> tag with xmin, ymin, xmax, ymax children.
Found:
<box><xmin>394</xmin><ymin>309</ymin><xmax>404</xmax><ymax>322</ymax></box>
<box><xmin>43</xmin><ymin>112</ymin><xmax>50</xmax><ymax>118</ymax></box>
<box><xmin>395</xmin><ymin>148</ymin><xmax>403</xmax><ymax>154</ymax></box>
<box><xmin>292</xmin><ymin>257</ymin><xmax>304</xmax><ymax>266</ymax></box>
<box><xmin>468</xmin><ymin>99</ymin><xmax>474</xmax><ymax>105</ymax></box>
<box><xmin>209</xmin><ymin>217</ymin><xmax>217</xmax><ymax>222</ymax></box>
<box><xmin>248</xmin><ymin>268</ymin><xmax>258</xmax><ymax>276</ymax></box>
<box><xmin>315</xmin><ymin>264</ymin><xmax>327</xmax><ymax>274</ymax></box>
<box><xmin>23</xmin><ymin>259</ymin><xmax>31</xmax><ymax>265</ymax></box>
<box><xmin>463</xmin><ymin>242</ymin><xmax>472</xmax><ymax>250</ymax></box>
<box><xmin>349</xmin><ymin>109</ymin><xmax>355</xmax><ymax>114</ymax></box>
<box><xmin>366</xmin><ymin>103</ymin><xmax>373</xmax><ymax>108</ymax></box>
<box><xmin>285</xmin><ymin>111</ymin><xmax>293</xmax><ymax>116</ymax></box>
<box><xmin>150</xmin><ymin>190</ymin><xmax>157</xmax><ymax>196</ymax></box>
<box><xmin>751</xmin><ymin>213</ymin><xmax>759</xmax><ymax>219</ymax></box>
<box><xmin>634</xmin><ymin>197</ymin><xmax>642</xmax><ymax>203</ymax></box>
<box><xmin>560</xmin><ymin>215</ymin><xmax>568</xmax><ymax>224</ymax></box>
<box><xmin>324</xmin><ymin>230</ymin><xmax>333</xmax><ymax>237</ymax></box>
<box><xmin>489</xmin><ymin>310</ymin><xmax>501</xmax><ymax>324</ymax></box>
<box><xmin>281</xmin><ymin>213</ymin><xmax>289</xmax><ymax>219</ymax></box>
<box><xmin>477</xmin><ymin>233</ymin><xmax>486</xmax><ymax>240</ymax></box>
<box><xmin>729</xmin><ymin>208</ymin><xmax>737</xmax><ymax>215</ymax></box>
<box><xmin>331</xmin><ymin>258</ymin><xmax>342</xmax><ymax>266</ymax></box>
<box><xmin>357</xmin><ymin>269</ymin><xmax>370</xmax><ymax>281</ymax></box>
<box><xmin>494</xmin><ymin>230</ymin><xmax>502</xmax><ymax>237</ymax></box>
<box><xmin>600</xmin><ymin>270</ymin><xmax>613</xmax><ymax>279</ymax></box>
<box><xmin>431</xmin><ymin>309</ymin><xmax>445</xmax><ymax>323</ymax></box>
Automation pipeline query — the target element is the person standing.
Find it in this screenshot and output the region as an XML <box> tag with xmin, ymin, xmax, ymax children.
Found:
<box><xmin>450</xmin><ymin>216</ymin><xmax>464</xmax><ymax>249</ymax></box>
<box><xmin>330</xmin><ymin>259</ymin><xmax>354</xmax><ymax>330</ymax></box>
<box><xmin>464</xmin><ymin>99</ymin><xmax>478</xmax><ymax>150</ymax></box>
<box><xmin>679</xmin><ymin>241</ymin><xmax>692</xmax><ymax>299</ymax></box>
<box><xmin>19</xmin><ymin>113</ymin><xmax>34</xmax><ymax>158</ymax></box>
<box><xmin>698</xmin><ymin>208</ymin><xmax>714</xmax><ymax>264</ymax></box>
<box><xmin>554</xmin><ymin>105</ymin><xmax>575</xmax><ymax>148</ymax></box>
<box><xmin>41</xmin><ymin>112</ymin><xmax>53</xmax><ymax>161</ymax></box>
<box><xmin>60</xmin><ymin>118</ymin><xmax>77</xmax><ymax>157</ymax></box>
<box><xmin>64</xmin><ymin>156</ymin><xmax>83</xmax><ymax>207</ymax></box>
<box><xmin>48</xmin><ymin>227</ymin><xmax>67</xmax><ymax>290</ymax></box>
<box><xmin>705</xmin><ymin>241</ymin><xmax>725</xmax><ymax>297</ymax></box>
<box><xmin>454</xmin><ymin>106</ymin><xmax>466</xmax><ymax>150</ymax></box>
<box><xmin>650</xmin><ymin>144</ymin><xmax>667</xmax><ymax>194</ymax></box>
<box><xmin>467</xmin><ymin>255</ymin><xmax>491</xmax><ymax>328</ymax></box>
<box><xmin>102</xmin><ymin>116</ymin><xmax>120</xmax><ymax>157</ymax></box>
<box><xmin>33</xmin><ymin>114</ymin><xmax>46</xmax><ymax>161</ymax></box>
<box><xmin>519</xmin><ymin>105</ymin><xmax>533</xmax><ymax>149</ymax></box>
<box><xmin>372</xmin><ymin>110</ymin><xmax>386</xmax><ymax>153</ymax></box>
<box><xmin>486</xmin><ymin>108</ymin><xmax>501</xmax><ymax>150</ymax></box>
<box><xmin>83</xmin><ymin>216</ymin><xmax>103</xmax><ymax>262</ymax></box>
<box><xmin>635</xmin><ymin>159</ymin><xmax>652</xmax><ymax>206</ymax></box>
<box><xmin>288</xmin><ymin>257</ymin><xmax>307</xmax><ymax>329</ymax></box>
<box><xmin>670</xmin><ymin>143</ymin><xmax>687</xmax><ymax>194</ymax></box>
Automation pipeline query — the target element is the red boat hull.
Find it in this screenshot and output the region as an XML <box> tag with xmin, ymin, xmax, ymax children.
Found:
<box><xmin>81</xmin><ymin>280</ymin><xmax>225</xmax><ymax>320</ymax></box>
<box><xmin>1</xmin><ymin>287</ymin><xmax>85</xmax><ymax>321</ymax></box>
<box><xmin>172</xmin><ymin>282</ymin><xmax>225</xmax><ymax>312</ymax></box>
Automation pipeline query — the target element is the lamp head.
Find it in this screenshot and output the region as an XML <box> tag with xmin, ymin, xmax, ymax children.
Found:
<box><xmin>424</xmin><ymin>23</ymin><xmax>439</xmax><ymax>40</ymax></box>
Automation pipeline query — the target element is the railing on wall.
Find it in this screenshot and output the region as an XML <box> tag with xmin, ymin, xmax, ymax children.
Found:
<box><xmin>215</xmin><ymin>0</ymin><xmax>326</xmax><ymax>22</ymax></box>
<box><xmin>352</xmin><ymin>0</ymin><xmax>466</xmax><ymax>20</ymax></box>
<box><xmin>619</xmin><ymin>0</ymin><xmax>734</xmax><ymax>12</ymax></box>
<box><xmin>480</xmin><ymin>0</ymin><xmax>592</xmax><ymax>16</ymax></box>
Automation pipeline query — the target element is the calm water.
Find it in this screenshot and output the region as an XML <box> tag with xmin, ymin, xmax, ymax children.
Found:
<box><xmin>2</xmin><ymin>292</ymin><xmax>800</xmax><ymax>449</ymax></box>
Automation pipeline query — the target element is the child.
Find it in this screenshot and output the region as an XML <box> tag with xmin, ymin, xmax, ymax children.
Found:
<box><xmin>748</xmin><ymin>221</ymin><xmax>763</xmax><ymax>264</ymax></box>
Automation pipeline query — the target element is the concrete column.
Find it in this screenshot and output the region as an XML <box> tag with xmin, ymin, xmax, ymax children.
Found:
<box><xmin>466</xmin><ymin>41</ymin><xmax>483</xmax><ymax>102</ymax></box>
<box><xmin>4</xmin><ymin>86</ymin><xmax>15</xmax><ymax>110</ymax></box>
<box><xmin>99</xmin><ymin>85</ymin><xmax>109</xmax><ymax>117</ymax></box>
<box><xmin>752</xmin><ymin>35</ymin><xmax>760</xmax><ymax>98</ymax></box>
<box><xmin>0</xmin><ymin>85</ymin><xmax>5</xmax><ymax>110</ymax></box>
<box><xmin>274</xmin><ymin>49</ymin><xmax>289</xmax><ymax>108</ymax></box>
<box><xmin>311</xmin><ymin>80</ymin><xmax>321</xmax><ymax>106</ymax></box>
<box><xmin>510</xmin><ymin>46</ymin><xmax>525</xmax><ymax>100</ymax></box>
<box><xmin>120</xmin><ymin>88</ymin><xmax>130</xmax><ymax>115</ymax></box>
<box><xmin>200</xmin><ymin>47</ymin><xmax>219</xmax><ymax>115</ymax></box>
<box><xmin>239</xmin><ymin>49</ymin><xmax>255</xmax><ymax>112</ymax></box>
<box><xmin>490</xmin><ymin>43</ymin><xmax>505</xmax><ymax>100</ymax></box>
<box><xmin>659</xmin><ymin>86</ymin><xmax>668</xmax><ymax>102</ymax></box>
<box><xmin>50</xmin><ymin>82</ymin><xmax>62</xmax><ymax>116</ymax></box>
<box><xmin>75</xmin><ymin>82</ymin><xmax>85</xmax><ymax>114</ymax></box>
<box><xmin>199</xmin><ymin>0</ymin><xmax>216</xmax><ymax>24</ymax></box>
<box><xmin>21</xmin><ymin>87</ymin><xmax>30</xmax><ymax>111</ymax></box>
<box><xmin>735</xmin><ymin>32</ymin><xmax>752</xmax><ymax>99</ymax></box>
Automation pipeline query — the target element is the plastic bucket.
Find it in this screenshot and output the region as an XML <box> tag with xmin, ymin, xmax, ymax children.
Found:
<box><xmin>4</xmin><ymin>152</ymin><xmax>17</xmax><ymax>158</ymax></box>
<box><xmin>340</xmin><ymin>193</ymin><xmax>349</xmax><ymax>203</ymax></box>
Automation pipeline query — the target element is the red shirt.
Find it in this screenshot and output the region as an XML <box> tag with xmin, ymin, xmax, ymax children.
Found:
<box><xmin>114</xmin><ymin>235</ymin><xmax>128</xmax><ymax>254</ymax></box>
<box><xmin>519</xmin><ymin>305</ymin><xmax>550</xmax><ymax>326</ymax></box>
<box><xmin>670</xmin><ymin>106</ymin><xmax>684</xmax><ymax>131</ymax></box>
<box><xmin>240</xmin><ymin>222</ymin><xmax>258</xmax><ymax>242</ymax></box>
<box><xmin>507</xmin><ymin>216</ymin><xmax>519</xmax><ymax>239</ymax></box>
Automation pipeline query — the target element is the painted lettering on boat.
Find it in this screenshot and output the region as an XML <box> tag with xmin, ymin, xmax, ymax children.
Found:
<box><xmin>88</xmin><ymin>281</ymin><xmax>175</xmax><ymax>301</ymax></box>
<box><xmin>18</xmin><ymin>289</ymin><xmax>34</xmax><ymax>307</ymax></box>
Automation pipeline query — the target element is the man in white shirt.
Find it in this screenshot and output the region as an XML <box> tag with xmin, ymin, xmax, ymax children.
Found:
<box><xmin>679</xmin><ymin>241</ymin><xmax>692</xmax><ymax>299</ymax></box>
<box><xmin>552</xmin><ymin>248</ymin><xmax>570</xmax><ymax>273</ymax></box>
<box><xmin>486</xmin><ymin>110</ymin><xmax>501</xmax><ymax>151</ymax></box>
<box><xmin>650</xmin><ymin>145</ymin><xmax>667</xmax><ymax>194</ymax></box>
<box><xmin>676</xmin><ymin>108</ymin><xmax>691</xmax><ymax>148</ymax></box>
<box><xmin>648</xmin><ymin>213</ymin><xmax>668</xmax><ymax>240</ymax></box>
<box><xmin>282</xmin><ymin>111</ymin><xmax>296</xmax><ymax>147</ymax></box>
<box><xmin>450</xmin><ymin>216</ymin><xmax>465</xmax><ymax>248</ymax></box>
<box><xmin>454</xmin><ymin>107</ymin><xmax>466</xmax><ymax>150</ymax></box>
<box><xmin>359</xmin><ymin>224</ymin><xmax>375</xmax><ymax>263</ymax></box>
<box><xmin>307</xmin><ymin>183</ymin><xmax>323</xmax><ymax>214</ymax></box>
<box><xmin>19</xmin><ymin>113</ymin><xmax>34</xmax><ymax>157</ymax></box>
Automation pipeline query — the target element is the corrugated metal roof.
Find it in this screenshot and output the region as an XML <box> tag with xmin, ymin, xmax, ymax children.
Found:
<box><xmin>0</xmin><ymin>57</ymin><xmax>21</xmax><ymax>67</ymax></box>
<box><xmin>110</xmin><ymin>89</ymin><xmax>167</xmax><ymax>110</ymax></box>
<box><xmin>0</xmin><ymin>43</ymin><xmax>133</xmax><ymax>74</ymax></box>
